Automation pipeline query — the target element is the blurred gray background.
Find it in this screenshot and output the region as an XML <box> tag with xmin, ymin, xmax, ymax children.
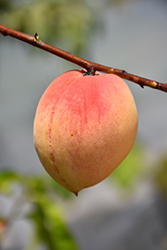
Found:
<box><xmin>1</xmin><ymin>0</ymin><xmax>167</xmax><ymax>249</ymax></box>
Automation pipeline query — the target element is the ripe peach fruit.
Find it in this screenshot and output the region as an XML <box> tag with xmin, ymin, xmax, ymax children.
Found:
<box><xmin>34</xmin><ymin>70</ymin><xmax>138</xmax><ymax>195</ymax></box>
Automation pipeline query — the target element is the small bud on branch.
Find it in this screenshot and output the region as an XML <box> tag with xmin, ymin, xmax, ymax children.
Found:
<box><xmin>0</xmin><ymin>24</ymin><xmax>167</xmax><ymax>93</ymax></box>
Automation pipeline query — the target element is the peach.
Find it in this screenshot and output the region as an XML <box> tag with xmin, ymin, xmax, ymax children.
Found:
<box><xmin>33</xmin><ymin>70</ymin><xmax>138</xmax><ymax>195</ymax></box>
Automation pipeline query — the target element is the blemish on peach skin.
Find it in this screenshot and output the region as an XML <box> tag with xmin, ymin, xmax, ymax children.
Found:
<box><xmin>50</xmin><ymin>152</ymin><xmax>59</xmax><ymax>174</ymax></box>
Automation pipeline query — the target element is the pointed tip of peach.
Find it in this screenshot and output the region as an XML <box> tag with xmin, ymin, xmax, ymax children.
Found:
<box><xmin>74</xmin><ymin>192</ymin><xmax>78</xmax><ymax>197</ymax></box>
<box><xmin>73</xmin><ymin>189</ymin><xmax>81</xmax><ymax>196</ymax></box>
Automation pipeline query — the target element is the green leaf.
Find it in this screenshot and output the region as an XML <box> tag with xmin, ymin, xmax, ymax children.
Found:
<box><xmin>29</xmin><ymin>195</ymin><xmax>78</xmax><ymax>250</ymax></box>
<box><xmin>155</xmin><ymin>155</ymin><xmax>167</xmax><ymax>199</ymax></box>
<box><xmin>0</xmin><ymin>170</ymin><xmax>78</xmax><ymax>249</ymax></box>
<box><xmin>0</xmin><ymin>170</ymin><xmax>22</xmax><ymax>194</ymax></box>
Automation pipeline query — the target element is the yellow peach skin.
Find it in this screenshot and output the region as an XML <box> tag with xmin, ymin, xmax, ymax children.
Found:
<box><xmin>34</xmin><ymin>70</ymin><xmax>138</xmax><ymax>195</ymax></box>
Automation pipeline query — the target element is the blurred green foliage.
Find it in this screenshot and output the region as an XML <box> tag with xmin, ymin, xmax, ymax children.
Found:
<box><xmin>0</xmin><ymin>0</ymin><xmax>94</xmax><ymax>55</ymax></box>
<box><xmin>106</xmin><ymin>0</ymin><xmax>129</xmax><ymax>5</ymax></box>
<box><xmin>155</xmin><ymin>156</ymin><xmax>167</xmax><ymax>199</ymax></box>
<box><xmin>0</xmin><ymin>171</ymin><xmax>78</xmax><ymax>250</ymax></box>
<box><xmin>109</xmin><ymin>143</ymin><xmax>144</xmax><ymax>188</ymax></box>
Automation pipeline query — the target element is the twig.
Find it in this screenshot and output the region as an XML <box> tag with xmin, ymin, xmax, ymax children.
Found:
<box><xmin>0</xmin><ymin>24</ymin><xmax>167</xmax><ymax>93</ymax></box>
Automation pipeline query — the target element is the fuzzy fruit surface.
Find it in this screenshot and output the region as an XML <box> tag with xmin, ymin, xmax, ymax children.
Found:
<box><xmin>34</xmin><ymin>70</ymin><xmax>138</xmax><ymax>195</ymax></box>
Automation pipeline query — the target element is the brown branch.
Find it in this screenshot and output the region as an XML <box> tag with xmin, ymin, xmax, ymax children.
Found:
<box><xmin>0</xmin><ymin>24</ymin><xmax>167</xmax><ymax>93</ymax></box>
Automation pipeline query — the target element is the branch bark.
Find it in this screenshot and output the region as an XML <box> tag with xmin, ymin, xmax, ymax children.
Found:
<box><xmin>0</xmin><ymin>24</ymin><xmax>167</xmax><ymax>93</ymax></box>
